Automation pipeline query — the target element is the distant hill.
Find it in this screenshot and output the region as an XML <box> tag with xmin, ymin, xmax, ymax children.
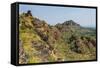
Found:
<box><xmin>62</xmin><ymin>20</ymin><xmax>80</xmax><ymax>26</ymax></box>
<box><xmin>19</xmin><ymin>10</ymin><xmax>96</xmax><ymax>64</ymax></box>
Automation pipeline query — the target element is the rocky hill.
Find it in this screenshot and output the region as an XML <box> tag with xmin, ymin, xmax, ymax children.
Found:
<box><xmin>19</xmin><ymin>11</ymin><xmax>96</xmax><ymax>64</ymax></box>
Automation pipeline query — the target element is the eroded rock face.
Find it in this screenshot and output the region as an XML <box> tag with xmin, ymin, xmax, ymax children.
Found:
<box><xmin>69</xmin><ymin>35</ymin><xmax>96</xmax><ymax>54</ymax></box>
<box><xmin>51</xmin><ymin>27</ymin><xmax>61</xmax><ymax>40</ymax></box>
<box><xmin>19</xmin><ymin>40</ymin><xmax>29</xmax><ymax>64</ymax></box>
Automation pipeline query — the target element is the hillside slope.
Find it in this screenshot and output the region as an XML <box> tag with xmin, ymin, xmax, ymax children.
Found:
<box><xmin>19</xmin><ymin>11</ymin><xmax>96</xmax><ymax>64</ymax></box>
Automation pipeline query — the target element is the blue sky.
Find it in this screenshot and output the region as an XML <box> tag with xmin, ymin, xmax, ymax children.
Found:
<box><xmin>19</xmin><ymin>4</ymin><xmax>96</xmax><ymax>27</ymax></box>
